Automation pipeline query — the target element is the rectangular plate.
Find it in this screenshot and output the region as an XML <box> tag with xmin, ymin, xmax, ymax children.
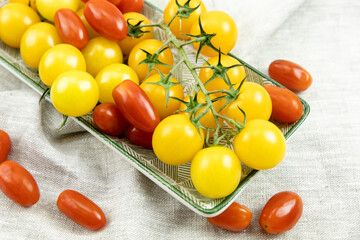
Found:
<box><xmin>0</xmin><ymin>0</ymin><xmax>310</xmax><ymax>217</ymax></box>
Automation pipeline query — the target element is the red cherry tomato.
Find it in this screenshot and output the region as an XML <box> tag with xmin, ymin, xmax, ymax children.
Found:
<box><xmin>116</xmin><ymin>0</ymin><xmax>144</xmax><ymax>13</ymax></box>
<box><xmin>112</xmin><ymin>80</ymin><xmax>160</xmax><ymax>133</ymax></box>
<box><xmin>263</xmin><ymin>85</ymin><xmax>303</xmax><ymax>123</ymax></box>
<box><xmin>82</xmin><ymin>0</ymin><xmax>122</xmax><ymax>5</ymax></box>
<box><xmin>0</xmin><ymin>160</ymin><xmax>40</xmax><ymax>207</ymax></box>
<box><xmin>268</xmin><ymin>60</ymin><xmax>312</xmax><ymax>91</ymax></box>
<box><xmin>54</xmin><ymin>9</ymin><xmax>89</xmax><ymax>50</ymax></box>
<box><xmin>259</xmin><ymin>191</ymin><xmax>303</xmax><ymax>234</ymax></box>
<box><xmin>84</xmin><ymin>0</ymin><xmax>128</xmax><ymax>41</ymax></box>
<box><xmin>93</xmin><ymin>103</ymin><xmax>129</xmax><ymax>136</ymax></box>
<box><xmin>207</xmin><ymin>202</ymin><xmax>252</xmax><ymax>232</ymax></box>
<box><xmin>0</xmin><ymin>130</ymin><xmax>11</xmax><ymax>163</ymax></box>
<box><xmin>127</xmin><ymin>126</ymin><xmax>153</xmax><ymax>149</ymax></box>
<box><xmin>57</xmin><ymin>189</ymin><xmax>106</xmax><ymax>230</ymax></box>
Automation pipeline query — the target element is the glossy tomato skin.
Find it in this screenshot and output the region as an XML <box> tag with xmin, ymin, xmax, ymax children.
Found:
<box><xmin>260</xmin><ymin>191</ymin><xmax>303</xmax><ymax>234</ymax></box>
<box><xmin>57</xmin><ymin>189</ymin><xmax>106</xmax><ymax>230</ymax></box>
<box><xmin>0</xmin><ymin>160</ymin><xmax>40</xmax><ymax>207</ymax></box>
<box><xmin>0</xmin><ymin>130</ymin><xmax>11</xmax><ymax>163</ymax></box>
<box><xmin>207</xmin><ymin>202</ymin><xmax>252</xmax><ymax>232</ymax></box>
<box><xmin>76</xmin><ymin>7</ymin><xmax>100</xmax><ymax>40</ymax></box>
<box><xmin>268</xmin><ymin>60</ymin><xmax>312</xmax><ymax>91</ymax></box>
<box><xmin>112</xmin><ymin>80</ymin><xmax>160</xmax><ymax>133</ymax></box>
<box><xmin>116</xmin><ymin>0</ymin><xmax>144</xmax><ymax>13</ymax></box>
<box><xmin>93</xmin><ymin>103</ymin><xmax>129</xmax><ymax>136</ymax></box>
<box><xmin>54</xmin><ymin>9</ymin><xmax>88</xmax><ymax>50</ymax></box>
<box><xmin>84</xmin><ymin>0</ymin><xmax>128</xmax><ymax>41</ymax></box>
<box><xmin>127</xmin><ymin>126</ymin><xmax>153</xmax><ymax>149</ymax></box>
<box><xmin>36</xmin><ymin>0</ymin><xmax>79</xmax><ymax>22</ymax></box>
<box><xmin>82</xmin><ymin>0</ymin><xmax>122</xmax><ymax>5</ymax></box>
<box><xmin>263</xmin><ymin>85</ymin><xmax>303</xmax><ymax>123</ymax></box>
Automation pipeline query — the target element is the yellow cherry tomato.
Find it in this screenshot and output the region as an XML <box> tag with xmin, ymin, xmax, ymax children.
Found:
<box><xmin>96</xmin><ymin>63</ymin><xmax>139</xmax><ymax>104</ymax></box>
<box><xmin>191</xmin><ymin>146</ymin><xmax>241</xmax><ymax>198</ymax></box>
<box><xmin>140</xmin><ymin>73</ymin><xmax>184</xmax><ymax>120</ymax></box>
<box><xmin>82</xmin><ymin>37</ymin><xmax>123</xmax><ymax>77</ymax></box>
<box><xmin>118</xmin><ymin>12</ymin><xmax>155</xmax><ymax>56</ymax></box>
<box><xmin>233</xmin><ymin>119</ymin><xmax>286</xmax><ymax>170</ymax></box>
<box><xmin>9</xmin><ymin>0</ymin><xmax>29</xmax><ymax>4</ymax></box>
<box><xmin>76</xmin><ymin>7</ymin><xmax>100</xmax><ymax>40</ymax></box>
<box><xmin>30</xmin><ymin>0</ymin><xmax>38</xmax><ymax>12</ymax></box>
<box><xmin>163</xmin><ymin>0</ymin><xmax>207</xmax><ymax>39</ymax></box>
<box><xmin>51</xmin><ymin>70</ymin><xmax>99</xmax><ymax>117</ymax></box>
<box><xmin>0</xmin><ymin>3</ymin><xmax>40</xmax><ymax>48</ymax></box>
<box><xmin>20</xmin><ymin>22</ymin><xmax>62</xmax><ymax>69</ymax></box>
<box><xmin>39</xmin><ymin>44</ymin><xmax>86</xmax><ymax>86</ymax></box>
<box><xmin>128</xmin><ymin>39</ymin><xmax>174</xmax><ymax>82</ymax></box>
<box><xmin>36</xmin><ymin>0</ymin><xmax>79</xmax><ymax>22</ymax></box>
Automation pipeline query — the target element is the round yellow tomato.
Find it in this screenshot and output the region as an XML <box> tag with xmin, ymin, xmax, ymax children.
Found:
<box><xmin>82</xmin><ymin>37</ymin><xmax>123</xmax><ymax>77</ymax></box>
<box><xmin>20</xmin><ymin>22</ymin><xmax>62</xmax><ymax>69</ymax></box>
<box><xmin>0</xmin><ymin>3</ymin><xmax>40</xmax><ymax>48</ymax></box>
<box><xmin>224</xmin><ymin>82</ymin><xmax>272</xmax><ymax>124</ymax></box>
<box><xmin>76</xmin><ymin>7</ymin><xmax>100</xmax><ymax>40</ymax></box>
<box><xmin>39</xmin><ymin>44</ymin><xmax>86</xmax><ymax>86</ymax></box>
<box><xmin>128</xmin><ymin>39</ymin><xmax>174</xmax><ymax>82</ymax></box>
<box><xmin>140</xmin><ymin>73</ymin><xmax>184</xmax><ymax>120</ymax></box>
<box><xmin>191</xmin><ymin>146</ymin><xmax>241</xmax><ymax>198</ymax></box>
<box><xmin>190</xmin><ymin>10</ymin><xmax>237</xmax><ymax>57</ymax></box>
<box><xmin>163</xmin><ymin>0</ymin><xmax>207</xmax><ymax>39</ymax></box>
<box><xmin>152</xmin><ymin>114</ymin><xmax>204</xmax><ymax>166</ymax></box>
<box><xmin>36</xmin><ymin>0</ymin><xmax>79</xmax><ymax>22</ymax></box>
<box><xmin>9</xmin><ymin>0</ymin><xmax>29</xmax><ymax>4</ymax></box>
<box><xmin>118</xmin><ymin>12</ymin><xmax>154</xmax><ymax>56</ymax></box>
<box><xmin>51</xmin><ymin>70</ymin><xmax>99</xmax><ymax>117</ymax></box>
<box><xmin>233</xmin><ymin>119</ymin><xmax>286</xmax><ymax>170</ymax></box>
<box><xmin>96</xmin><ymin>63</ymin><xmax>139</xmax><ymax>104</ymax></box>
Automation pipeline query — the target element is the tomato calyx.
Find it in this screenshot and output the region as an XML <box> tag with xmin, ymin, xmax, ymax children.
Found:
<box><xmin>175</xmin><ymin>0</ymin><xmax>201</xmax><ymax>19</ymax></box>
<box><xmin>126</xmin><ymin>18</ymin><xmax>154</xmax><ymax>38</ymax></box>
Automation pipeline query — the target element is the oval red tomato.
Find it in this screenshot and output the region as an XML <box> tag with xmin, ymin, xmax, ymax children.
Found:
<box><xmin>57</xmin><ymin>189</ymin><xmax>106</xmax><ymax>230</ymax></box>
<box><xmin>82</xmin><ymin>0</ymin><xmax>122</xmax><ymax>5</ymax></box>
<box><xmin>268</xmin><ymin>60</ymin><xmax>312</xmax><ymax>91</ymax></box>
<box><xmin>127</xmin><ymin>126</ymin><xmax>153</xmax><ymax>149</ymax></box>
<box><xmin>263</xmin><ymin>85</ymin><xmax>303</xmax><ymax>123</ymax></box>
<box><xmin>54</xmin><ymin>9</ymin><xmax>88</xmax><ymax>50</ymax></box>
<box><xmin>112</xmin><ymin>80</ymin><xmax>160</xmax><ymax>133</ymax></box>
<box><xmin>0</xmin><ymin>160</ymin><xmax>40</xmax><ymax>207</ymax></box>
<box><xmin>116</xmin><ymin>0</ymin><xmax>144</xmax><ymax>13</ymax></box>
<box><xmin>207</xmin><ymin>202</ymin><xmax>252</xmax><ymax>232</ymax></box>
<box><xmin>0</xmin><ymin>130</ymin><xmax>11</xmax><ymax>163</ymax></box>
<box><xmin>93</xmin><ymin>103</ymin><xmax>129</xmax><ymax>136</ymax></box>
<box><xmin>259</xmin><ymin>191</ymin><xmax>303</xmax><ymax>234</ymax></box>
<box><xmin>84</xmin><ymin>0</ymin><xmax>128</xmax><ymax>41</ymax></box>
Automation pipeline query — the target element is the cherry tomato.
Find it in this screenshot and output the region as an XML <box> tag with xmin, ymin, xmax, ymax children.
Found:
<box><xmin>84</xmin><ymin>0</ymin><xmax>128</xmax><ymax>41</ymax></box>
<box><xmin>140</xmin><ymin>73</ymin><xmax>184</xmax><ymax>120</ymax></box>
<box><xmin>20</xmin><ymin>22</ymin><xmax>62</xmax><ymax>69</ymax></box>
<box><xmin>199</xmin><ymin>54</ymin><xmax>246</xmax><ymax>93</ymax></box>
<box><xmin>118</xmin><ymin>12</ymin><xmax>155</xmax><ymax>56</ymax></box>
<box><xmin>82</xmin><ymin>0</ymin><xmax>122</xmax><ymax>5</ymax></box>
<box><xmin>112</xmin><ymin>80</ymin><xmax>160</xmax><ymax>133</ymax></box>
<box><xmin>0</xmin><ymin>160</ymin><xmax>40</xmax><ymax>207</ymax></box>
<box><xmin>163</xmin><ymin>0</ymin><xmax>207</xmax><ymax>39</ymax></box>
<box><xmin>233</xmin><ymin>119</ymin><xmax>286</xmax><ymax>170</ymax></box>
<box><xmin>82</xmin><ymin>37</ymin><xmax>123</xmax><ymax>77</ymax></box>
<box><xmin>54</xmin><ymin>9</ymin><xmax>88</xmax><ymax>50</ymax></box>
<box><xmin>96</xmin><ymin>63</ymin><xmax>139</xmax><ymax>104</ymax></box>
<box><xmin>36</xmin><ymin>0</ymin><xmax>79</xmax><ymax>22</ymax></box>
<box><xmin>50</xmin><ymin>70</ymin><xmax>99</xmax><ymax>117</ymax></box>
<box><xmin>224</xmin><ymin>82</ymin><xmax>272</xmax><ymax>125</ymax></box>
<box><xmin>127</xmin><ymin>126</ymin><xmax>153</xmax><ymax>149</ymax></box>
<box><xmin>39</xmin><ymin>44</ymin><xmax>86</xmax><ymax>86</ymax></box>
<box><xmin>0</xmin><ymin>130</ymin><xmax>11</xmax><ymax>163</ymax></box>
<box><xmin>57</xmin><ymin>189</ymin><xmax>106</xmax><ymax>230</ymax></box>
<box><xmin>76</xmin><ymin>7</ymin><xmax>100</xmax><ymax>40</ymax></box>
<box><xmin>190</xmin><ymin>10</ymin><xmax>237</xmax><ymax>57</ymax></box>
<box><xmin>259</xmin><ymin>191</ymin><xmax>303</xmax><ymax>234</ymax></box>
<box><xmin>116</xmin><ymin>0</ymin><xmax>144</xmax><ymax>13</ymax></box>
<box><xmin>128</xmin><ymin>39</ymin><xmax>174</xmax><ymax>82</ymax></box>
<box><xmin>93</xmin><ymin>103</ymin><xmax>129</xmax><ymax>136</ymax></box>
<box><xmin>263</xmin><ymin>85</ymin><xmax>303</xmax><ymax>123</ymax></box>
<box><xmin>152</xmin><ymin>114</ymin><xmax>204</xmax><ymax>166</ymax></box>
<box><xmin>191</xmin><ymin>146</ymin><xmax>241</xmax><ymax>198</ymax></box>
<box><xmin>0</xmin><ymin>3</ymin><xmax>40</xmax><ymax>48</ymax></box>
<box><xmin>207</xmin><ymin>202</ymin><xmax>252</xmax><ymax>232</ymax></box>
<box><xmin>268</xmin><ymin>60</ymin><xmax>312</xmax><ymax>91</ymax></box>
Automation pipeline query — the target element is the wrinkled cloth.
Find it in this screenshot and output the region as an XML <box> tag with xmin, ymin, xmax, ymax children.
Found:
<box><xmin>1</xmin><ymin>0</ymin><xmax>360</xmax><ymax>239</ymax></box>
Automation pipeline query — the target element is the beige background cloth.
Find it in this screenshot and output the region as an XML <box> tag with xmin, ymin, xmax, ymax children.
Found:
<box><xmin>1</xmin><ymin>0</ymin><xmax>360</xmax><ymax>239</ymax></box>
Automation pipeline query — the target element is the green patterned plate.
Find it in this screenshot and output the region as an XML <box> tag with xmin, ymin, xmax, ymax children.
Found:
<box><xmin>0</xmin><ymin>0</ymin><xmax>309</xmax><ymax>217</ymax></box>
